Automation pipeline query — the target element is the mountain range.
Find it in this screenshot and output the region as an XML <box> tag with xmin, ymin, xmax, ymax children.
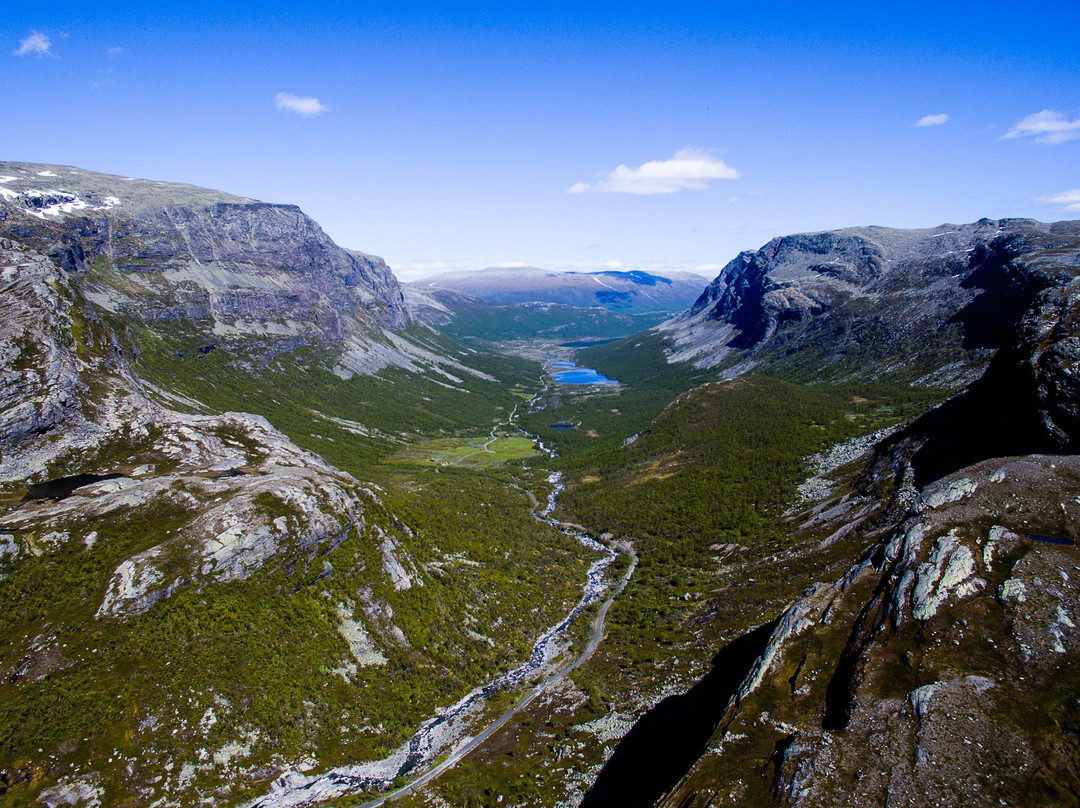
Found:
<box><xmin>411</xmin><ymin>265</ymin><xmax>708</xmax><ymax>313</ymax></box>
<box><xmin>2</xmin><ymin>161</ymin><xmax>1080</xmax><ymax>808</ymax></box>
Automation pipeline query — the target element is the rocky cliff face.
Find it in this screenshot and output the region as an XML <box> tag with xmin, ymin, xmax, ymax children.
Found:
<box><xmin>864</xmin><ymin>252</ymin><xmax>1080</xmax><ymax>489</ymax></box>
<box><xmin>0</xmin><ymin>161</ymin><xmax>411</xmax><ymax>374</ymax></box>
<box><xmin>640</xmin><ymin>223</ymin><xmax>1080</xmax><ymax>806</ymax></box>
<box><xmin>0</xmin><ymin>162</ymin><xmax>497</xmax><ymax>624</ymax></box>
<box><xmin>661</xmin><ymin>219</ymin><xmax>1080</xmax><ymax>385</ymax></box>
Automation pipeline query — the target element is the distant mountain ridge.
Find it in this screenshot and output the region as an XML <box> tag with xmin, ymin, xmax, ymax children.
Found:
<box><xmin>402</xmin><ymin>283</ymin><xmax>672</xmax><ymax>345</ymax></box>
<box><xmin>659</xmin><ymin>218</ymin><xmax>1080</xmax><ymax>385</ymax></box>
<box><xmin>411</xmin><ymin>265</ymin><xmax>708</xmax><ymax>312</ymax></box>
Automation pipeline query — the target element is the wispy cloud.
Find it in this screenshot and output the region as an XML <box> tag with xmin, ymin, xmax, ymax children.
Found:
<box><xmin>274</xmin><ymin>92</ymin><xmax>328</xmax><ymax>117</ymax></box>
<box><xmin>725</xmin><ymin>191</ymin><xmax>762</xmax><ymax>205</ymax></box>
<box><xmin>1003</xmin><ymin>110</ymin><xmax>1080</xmax><ymax>144</ymax></box>
<box><xmin>107</xmin><ymin>46</ymin><xmax>123</xmax><ymax>57</ymax></box>
<box><xmin>915</xmin><ymin>113</ymin><xmax>949</xmax><ymax>127</ymax></box>
<box><xmin>569</xmin><ymin>148</ymin><xmax>739</xmax><ymax>195</ymax></box>
<box><xmin>1036</xmin><ymin>189</ymin><xmax>1080</xmax><ymax>212</ymax></box>
<box><xmin>14</xmin><ymin>31</ymin><xmax>53</xmax><ymax>57</ymax></box>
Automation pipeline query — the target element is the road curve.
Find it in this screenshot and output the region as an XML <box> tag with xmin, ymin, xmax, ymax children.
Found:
<box><xmin>356</xmin><ymin>548</ymin><xmax>638</xmax><ymax>808</ymax></box>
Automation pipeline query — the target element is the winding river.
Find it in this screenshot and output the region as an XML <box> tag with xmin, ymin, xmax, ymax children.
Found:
<box><xmin>246</xmin><ymin>473</ymin><xmax>633</xmax><ymax>808</ymax></box>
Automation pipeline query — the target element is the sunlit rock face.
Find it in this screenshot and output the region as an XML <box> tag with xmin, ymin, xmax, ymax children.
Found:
<box><xmin>0</xmin><ymin>161</ymin><xmax>406</xmax><ymax>365</ymax></box>
<box><xmin>661</xmin><ymin>218</ymin><xmax>1080</xmax><ymax>385</ymax></box>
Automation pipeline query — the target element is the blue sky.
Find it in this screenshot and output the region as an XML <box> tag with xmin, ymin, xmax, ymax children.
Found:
<box><xmin>3</xmin><ymin>1</ymin><xmax>1078</xmax><ymax>281</ymax></box>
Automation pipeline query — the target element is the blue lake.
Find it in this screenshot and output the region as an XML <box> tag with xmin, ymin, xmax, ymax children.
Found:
<box><xmin>552</xmin><ymin>367</ymin><xmax>618</xmax><ymax>385</ymax></box>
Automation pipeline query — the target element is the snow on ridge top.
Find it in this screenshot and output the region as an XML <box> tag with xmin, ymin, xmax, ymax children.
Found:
<box><xmin>0</xmin><ymin>176</ymin><xmax>17</xmax><ymax>183</ymax></box>
<box><xmin>22</xmin><ymin>190</ymin><xmax>89</xmax><ymax>219</ymax></box>
<box><xmin>0</xmin><ymin>187</ymin><xmax>123</xmax><ymax>219</ymax></box>
<box><xmin>37</xmin><ymin>170</ymin><xmax>59</xmax><ymax>177</ymax></box>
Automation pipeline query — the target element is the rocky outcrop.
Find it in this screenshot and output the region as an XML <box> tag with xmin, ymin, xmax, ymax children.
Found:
<box><xmin>660</xmin><ymin>219</ymin><xmax>1080</xmax><ymax>384</ymax></box>
<box><xmin>0</xmin><ymin>401</ymin><xmax>373</xmax><ymax>619</ymax></box>
<box><xmin>0</xmin><ymin>231</ymin><xmax>402</xmax><ymax>621</ymax></box>
<box><xmin>644</xmin><ymin>240</ymin><xmax>1080</xmax><ymax>804</ymax></box>
<box><xmin>0</xmin><ymin>240</ymin><xmax>90</xmax><ymax>447</ymax></box>
<box><xmin>659</xmin><ymin>450</ymin><xmax>1080</xmax><ymax>808</ymax></box>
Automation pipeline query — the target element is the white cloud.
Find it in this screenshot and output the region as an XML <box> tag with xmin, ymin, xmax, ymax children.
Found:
<box><xmin>107</xmin><ymin>46</ymin><xmax>123</xmax><ymax>57</ymax></box>
<box><xmin>725</xmin><ymin>191</ymin><xmax>762</xmax><ymax>205</ymax></box>
<box><xmin>274</xmin><ymin>92</ymin><xmax>328</xmax><ymax>117</ymax></box>
<box><xmin>915</xmin><ymin>113</ymin><xmax>949</xmax><ymax>127</ymax></box>
<box><xmin>14</xmin><ymin>31</ymin><xmax>52</xmax><ymax>57</ymax></box>
<box><xmin>1035</xmin><ymin>189</ymin><xmax>1080</xmax><ymax>212</ymax></box>
<box><xmin>1002</xmin><ymin>110</ymin><xmax>1080</xmax><ymax>145</ymax></box>
<box><xmin>568</xmin><ymin>148</ymin><xmax>740</xmax><ymax>195</ymax></box>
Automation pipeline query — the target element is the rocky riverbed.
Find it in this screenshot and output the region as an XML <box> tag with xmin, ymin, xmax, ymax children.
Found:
<box><xmin>246</xmin><ymin>473</ymin><xmax>623</xmax><ymax>808</ymax></box>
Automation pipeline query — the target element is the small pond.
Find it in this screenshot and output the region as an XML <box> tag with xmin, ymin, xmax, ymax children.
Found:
<box><xmin>24</xmin><ymin>473</ymin><xmax>123</xmax><ymax>501</ymax></box>
<box><xmin>1028</xmin><ymin>534</ymin><xmax>1076</xmax><ymax>546</ymax></box>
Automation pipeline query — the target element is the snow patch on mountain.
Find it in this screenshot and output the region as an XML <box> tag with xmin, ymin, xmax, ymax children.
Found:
<box><xmin>0</xmin><ymin>187</ymin><xmax>123</xmax><ymax>219</ymax></box>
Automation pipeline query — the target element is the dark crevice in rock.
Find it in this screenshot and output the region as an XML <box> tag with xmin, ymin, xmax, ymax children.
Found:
<box><xmin>675</xmin><ymin>792</ymin><xmax>698</xmax><ymax>808</ymax></box>
<box><xmin>821</xmin><ymin>560</ymin><xmax>900</xmax><ymax>731</ymax></box>
<box><xmin>580</xmin><ymin>620</ymin><xmax>777</xmax><ymax>808</ymax></box>
<box><xmin>771</xmin><ymin>733</ymin><xmax>797</xmax><ymax>795</ymax></box>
